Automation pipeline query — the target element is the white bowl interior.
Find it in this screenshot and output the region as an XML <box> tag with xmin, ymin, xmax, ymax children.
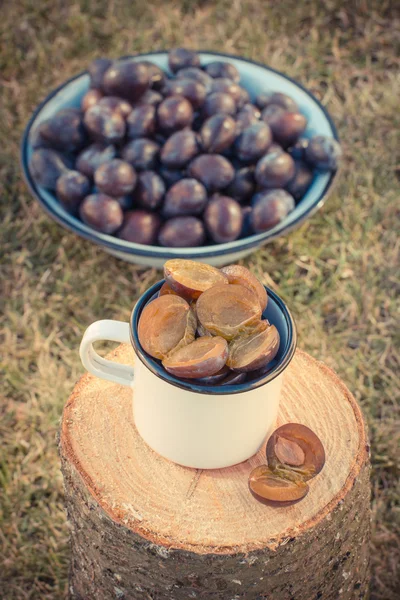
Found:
<box><xmin>26</xmin><ymin>52</ymin><xmax>336</xmax><ymax>259</ymax></box>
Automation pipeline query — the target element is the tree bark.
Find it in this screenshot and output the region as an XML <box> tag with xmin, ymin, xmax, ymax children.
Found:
<box><xmin>59</xmin><ymin>346</ymin><xmax>370</xmax><ymax>600</ymax></box>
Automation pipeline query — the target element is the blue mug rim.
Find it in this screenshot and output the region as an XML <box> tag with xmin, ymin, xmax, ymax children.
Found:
<box><xmin>130</xmin><ymin>280</ymin><xmax>297</xmax><ymax>395</ymax></box>
<box><xmin>20</xmin><ymin>49</ymin><xmax>339</xmax><ymax>260</ymax></box>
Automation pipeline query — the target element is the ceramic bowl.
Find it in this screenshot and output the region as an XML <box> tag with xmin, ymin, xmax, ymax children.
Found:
<box><xmin>21</xmin><ymin>51</ymin><xmax>339</xmax><ymax>268</ymax></box>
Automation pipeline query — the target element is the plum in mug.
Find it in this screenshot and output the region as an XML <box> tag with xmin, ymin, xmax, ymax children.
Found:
<box><xmin>79</xmin><ymin>281</ymin><xmax>296</xmax><ymax>469</ymax></box>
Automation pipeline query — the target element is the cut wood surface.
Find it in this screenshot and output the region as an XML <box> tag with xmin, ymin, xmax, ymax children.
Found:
<box><xmin>60</xmin><ymin>345</ymin><xmax>371</xmax><ymax>599</ymax></box>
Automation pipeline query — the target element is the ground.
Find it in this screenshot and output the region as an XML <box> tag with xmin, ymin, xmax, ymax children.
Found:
<box><xmin>0</xmin><ymin>1</ymin><xmax>399</xmax><ymax>598</ymax></box>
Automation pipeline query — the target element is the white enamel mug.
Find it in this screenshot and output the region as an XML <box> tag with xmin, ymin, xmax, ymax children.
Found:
<box><xmin>79</xmin><ymin>281</ymin><xmax>296</xmax><ymax>469</ymax></box>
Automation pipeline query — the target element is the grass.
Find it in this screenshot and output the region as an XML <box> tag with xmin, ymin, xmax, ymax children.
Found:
<box><xmin>0</xmin><ymin>0</ymin><xmax>399</xmax><ymax>598</ymax></box>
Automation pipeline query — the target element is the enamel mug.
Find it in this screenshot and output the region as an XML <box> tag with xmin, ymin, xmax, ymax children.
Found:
<box><xmin>79</xmin><ymin>281</ymin><xmax>296</xmax><ymax>469</ymax></box>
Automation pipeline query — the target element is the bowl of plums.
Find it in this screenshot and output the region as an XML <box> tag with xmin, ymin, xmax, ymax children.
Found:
<box><xmin>79</xmin><ymin>260</ymin><xmax>296</xmax><ymax>468</ymax></box>
<box><xmin>22</xmin><ymin>49</ymin><xmax>341</xmax><ymax>267</ymax></box>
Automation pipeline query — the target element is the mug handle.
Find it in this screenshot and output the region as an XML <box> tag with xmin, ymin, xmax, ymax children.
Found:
<box><xmin>79</xmin><ymin>320</ymin><xmax>134</xmax><ymax>387</ymax></box>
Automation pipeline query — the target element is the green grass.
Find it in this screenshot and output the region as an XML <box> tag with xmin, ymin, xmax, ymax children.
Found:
<box><xmin>0</xmin><ymin>1</ymin><xmax>399</xmax><ymax>598</ymax></box>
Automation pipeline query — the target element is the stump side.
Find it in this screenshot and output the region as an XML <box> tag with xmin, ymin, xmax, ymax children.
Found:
<box><xmin>60</xmin><ymin>346</ymin><xmax>368</xmax><ymax>554</ymax></box>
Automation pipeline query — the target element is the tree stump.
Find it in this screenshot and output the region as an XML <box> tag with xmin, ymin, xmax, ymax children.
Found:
<box><xmin>59</xmin><ymin>346</ymin><xmax>370</xmax><ymax>600</ymax></box>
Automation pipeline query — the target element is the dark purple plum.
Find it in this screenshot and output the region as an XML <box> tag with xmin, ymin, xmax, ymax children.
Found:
<box><xmin>211</xmin><ymin>78</ymin><xmax>242</xmax><ymax>105</ymax></box>
<box><xmin>75</xmin><ymin>143</ymin><xmax>116</xmax><ymax>179</ymax></box>
<box><xmin>204</xmin><ymin>195</ymin><xmax>243</xmax><ymax>243</ymax></box>
<box><xmin>305</xmin><ymin>135</ymin><xmax>342</xmax><ymax>170</ymax></box>
<box><xmin>188</xmin><ymin>154</ymin><xmax>235</xmax><ymax>191</ymax></box>
<box><xmin>102</xmin><ymin>59</ymin><xmax>150</xmax><ymax>101</ymax></box>
<box><xmin>88</xmin><ymin>58</ymin><xmax>113</xmax><ymax>90</ymax></box>
<box><xmin>98</xmin><ymin>96</ymin><xmax>133</xmax><ymax>119</ymax></box>
<box><xmin>83</xmin><ymin>105</ymin><xmax>125</xmax><ymax>144</ymax></box>
<box><xmin>79</xmin><ymin>193</ymin><xmax>124</xmax><ymax>233</ymax></box>
<box><xmin>200</xmin><ymin>114</ymin><xmax>237</xmax><ymax>153</ymax></box>
<box><xmin>267</xmin><ymin>111</ymin><xmax>307</xmax><ymax>147</ymax></box>
<box><xmin>56</xmin><ymin>170</ymin><xmax>91</xmax><ymax>212</ymax></box>
<box><xmin>121</xmin><ymin>138</ymin><xmax>160</xmax><ymax>171</ymax></box>
<box><xmin>261</xmin><ymin>104</ymin><xmax>286</xmax><ymax>131</ymax></box>
<box><xmin>158</xmin><ymin>217</ymin><xmax>206</xmax><ymax>247</ymax></box>
<box><xmin>118</xmin><ymin>210</ymin><xmax>161</xmax><ymax>244</ymax></box>
<box><xmin>81</xmin><ymin>89</ymin><xmax>103</xmax><ymax>112</ymax></box>
<box><xmin>134</xmin><ymin>170</ymin><xmax>165</xmax><ymax>210</ymax></box>
<box><xmin>255</xmin><ymin>151</ymin><xmax>295</xmax><ymax>188</ymax></box>
<box><xmin>286</xmin><ymin>160</ymin><xmax>313</xmax><ymax>200</ymax></box>
<box><xmin>164</xmin><ymin>79</ymin><xmax>207</xmax><ymax>109</ymax></box>
<box><xmin>204</xmin><ymin>61</ymin><xmax>240</xmax><ymax>83</ymax></box>
<box><xmin>127</xmin><ymin>105</ymin><xmax>156</xmax><ymax>138</ymax></box>
<box><xmin>256</xmin><ymin>91</ymin><xmax>298</xmax><ymax>112</ymax></box>
<box><xmin>235</xmin><ymin>104</ymin><xmax>261</xmax><ymax>133</ymax></box>
<box><xmin>163</xmin><ymin>178</ymin><xmax>207</xmax><ymax>217</ymax></box>
<box><xmin>37</xmin><ymin>108</ymin><xmax>87</xmax><ymax>152</ymax></box>
<box><xmin>29</xmin><ymin>148</ymin><xmax>70</xmax><ymax>190</ymax></box>
<box><xmin>157</xmin><ymin>95</ymin><xmax>194</xmax><ymax>132</ymax></box>
<box><xmin>160</xmin><ymin>129</ymin><xmax>199</xmax><ymax>168</ymax></box>
<box><xmin>202</xmin><ymin>92</ymin><xmax>236</xmax><ymax>118</ymax></box>
<box><xmin>94</xmin><ymin>159</ymin><xmax>137</xmax><ymax>196</ymax></box>
<box><xmin>251</xmin><ymin>189</ymin><xmax>295</xmax><ymax>232</ymax></box>
<box><xmin>176</xmin><ymin>67</ymin><xmax>213</xmax><ymax>91</ymax></box>
<box><xmin>168</xmin><ymin>48</ymin><xmax>201</xmax><ymax>73</ymax></box>
<box><xmin>225</xmin><ymin>166</ymin><xmax>255</xmax><ymax>202</ymax></box>
<box><xmin>234</xmin><ymin>122</ymin><xmax>272</xmax><ymax>162</ymax></box>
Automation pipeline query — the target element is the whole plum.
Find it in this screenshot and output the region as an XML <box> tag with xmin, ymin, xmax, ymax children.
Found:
<box><xmin>121</xmin><ymin>138</ymin><xmax>160</xmax><ymax>171</ymax></box>
<box><xmin>75</xmin><ymin>143</ymin><xmax>116</xmax><ymax>178</ymax></box>
<box><xmin>134</xmin><ymin>171</ymin><xmax>165</xmax><ymax>210</ymax></box>
<box><xmin>255</xmin><ymin>151</ymin><xmax>295</xmax><ymax>188</ymax></box>
<box><xmin>256</xmin><ymin>91</ymin><xmax>298</xmax><ymax>112</ymax></box>
<box><xmin>211</xmin><ymin>78</ymin><xmax>242</xmax><ymax>105</ymax></box>
<box><xmin>118</xmin><ymin>210</ymin><xmax>161</xmax><ymax>244</ymax></box>
<box><xmin>84</xmin><ymin>105</ymin><xmax>125</xmax><ymax>144</ymax></box>
<box><xmin>29</xmin><ymin>148</ymin><xmax>70</xmax><ymax>190</ymax></box>
<box><xmin>204</xmin><ymin>195</ymin><xmax>243</xmax><ymax>243</ymax></box>
<box><xmin>267</xmin><ymin>111</ymin><xmax>307</xmax><ymax>147</ymax></box>
<box><xmin>127</xmin><ymin>105</ymin><xmax>156</xmax><ymax>138</ymax></box>
<box><xmin>202</xmin><ymin>92</ymin><xmax>236</xmax><ymax>118</ymax></box>
<box><xmin>251</xmin><ymin>189</ymin><xmax>295</xmax><ymax>232</ymax></box>
<box><xmin>37</xmin><ymin>108</ymin><xmax>87</xmax><ymax>153</ymax></box>
<box><xmin>160</xmin><ymin>130</ymin><xmax>199</xmax><ymax>168</ymax></box>
<box><xmin>163</xmin><ymin>178</ymin><xmax>207</xmax><ymax>217</ymax></box>
<box><xmin>200</xmin><ymin>114</ymin><xmax>237</xmax><ymax>153</ymax></box>
<box><xmin>102</xmin><ymin>59</ymin><xmax>150</xmax><ymax>101</ymax></box>
<box><xmin>79</xmin><ymin>193</ymin><xmax>124</xmax><ymax>233</ymax></box>
<box><xmin>157</xmin><ymin>95</ymin><xmax>194</xmax><ymax>132</ymax></box>
<box><xmin>305</xmin><ymin>135</ymin><xmax>342</xmax><ymax>170</ymax></box>
<box><xmin>234</xmin><ymin>122</ymin><xmax>272</xmax><ymax>162</ymax></box>
<box><xmin>56</xmin><ymin>170</ymin><xmax>91</xmax><ymax>212</ymax></box>
<box><xmin>158</xmin><ymin>217</ymin><xmax>206</xmax><ymax>247</ymax></box>
<box><xmin>188</xmin><ymin>154</ymin><xmax>235</xmax><ymax>191</ymax></box>
<box><xmin>204</xmin><ymin>61</ymin><xmax>240</xmax><ymax>83</ymax></box>
<box><xmin>168</xmin><ymin>48</ymin><xmax>201</xmax><ymax>73</ymax></box>
<box><xmin>94</xmin><ymin>159</ymin><xmax>137</xmax><ymax>196</ymax></box>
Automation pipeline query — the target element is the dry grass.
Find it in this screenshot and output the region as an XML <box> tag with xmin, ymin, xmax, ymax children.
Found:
<box><xmin>1</xmin><ymin>1</ymin><xmax>399</xmax><ymax>598</ymax></box>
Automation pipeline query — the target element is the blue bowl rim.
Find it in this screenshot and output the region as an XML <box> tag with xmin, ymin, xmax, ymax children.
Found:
<box><xmin>129</xmin><ymin>280</ymin><xmax>297</xmax><ymax>395</ymax></box>
<box><xmin>20</xmin><ymin>49</ymin><xmax>339</xmax><ymax>259</ymax></box>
